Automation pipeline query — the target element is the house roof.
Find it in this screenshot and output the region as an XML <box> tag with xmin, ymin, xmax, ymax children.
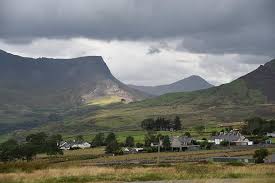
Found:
<box><xmin>170</xmin><ymin>136</ymin><xmax>193</xmax><ymax>147</ymax></box>
<box><xmin>211</xmin><ymin>131</ymin><xmax>246</xmax><ymax>142</ymax></box>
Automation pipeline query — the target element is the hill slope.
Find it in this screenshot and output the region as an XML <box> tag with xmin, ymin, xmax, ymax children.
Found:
<box><xmin>128</xmin><ymin>75</ymin><xmax>213</xmax><ymax>95</ymax></box>
<box><xmin>59</xmin><ymin>58</ymin><xmax>275</xmax><ymax>133</ymax></box>
<box><xmin>0</xmin><ymin>50</ymin><xmax>147</xmax><ymax>106</ymax></box>
<box><xmin>3</xmin><ymin>55</ymin><xmax>275</xmax><ymax>138</ymax></box>
<box><xmin>0</xmin><ymin>50</ymin><xmax>148</xmax><ymax>128</ymax></box>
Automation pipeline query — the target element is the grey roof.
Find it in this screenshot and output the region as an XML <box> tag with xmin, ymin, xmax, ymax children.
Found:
<box><xmin>170</xmin><ymin>136</ymin><xmax>193</xmax><ymax>148</ymax></box>
<box><xmin>211</xmin><ymin>131</ymin><xmax>246</xmax><ymax>142</ymax></box>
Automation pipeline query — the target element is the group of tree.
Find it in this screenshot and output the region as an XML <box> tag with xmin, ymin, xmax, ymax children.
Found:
<box><xmin>241</xmin><ymin>117</ymin><xmax>275</xmax><ymax>135</ymax></box>
<box><xmin>141</xmin><ymin>116</ymin><xmax>182</xmax><ymax>131</ymax></box>
<box><xmin>104</xmin><ymin>133</ymin><xmax>123</xmax><ymax>155</ymax></box>
<box><xmin>91</xmin><ymin>132</ymin><xmax>135</xmax><ymax>149</ymax></box>
<box><xmin>0</xmin><ymin>132</ymin><xmax>63</xmax><ymax>162</ymax></box>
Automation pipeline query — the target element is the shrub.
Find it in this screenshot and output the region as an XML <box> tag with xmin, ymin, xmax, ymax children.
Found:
<box><xmin>253</xmin><ymin>148</ymin><xmax>269</xmax><ymax>163</ymax></box>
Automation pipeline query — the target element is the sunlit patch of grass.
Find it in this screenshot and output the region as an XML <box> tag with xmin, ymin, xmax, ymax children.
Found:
<box><xmin>87</xmin><ymin>96</ymin><xmax>123</xmax><ymax>106</ymax></box>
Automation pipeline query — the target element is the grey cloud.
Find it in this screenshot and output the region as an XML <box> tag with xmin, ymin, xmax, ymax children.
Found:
<box><xmin>147</xmin><ymin>47</ymin><xmax>161</xmax><ymax>55</ymax></box>
<box><xmin>0</xmin><ymin>0</ymin><xmax>275</xmax><ymax>57</ymax></box>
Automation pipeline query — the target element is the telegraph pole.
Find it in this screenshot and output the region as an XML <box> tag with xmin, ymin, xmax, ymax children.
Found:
<box><xmin>157</xmin><ymin>137</ymin><xmax>160</xmax><ymax>165</ymax></box>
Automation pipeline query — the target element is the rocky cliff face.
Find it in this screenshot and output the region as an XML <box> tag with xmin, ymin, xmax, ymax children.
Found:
<box><xmin>0</xmin><ymin>50</ymin><xmax>147</xmax><ymax>108</ymax></box>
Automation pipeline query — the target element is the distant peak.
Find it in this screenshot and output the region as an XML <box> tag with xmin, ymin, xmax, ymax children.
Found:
<box><xmin>187</xmin><ymin>75</ymin><xmax>203</xmax><ymax>79</ymax></box>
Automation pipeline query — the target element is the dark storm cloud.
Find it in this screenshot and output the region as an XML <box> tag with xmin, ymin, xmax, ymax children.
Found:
<box><xmin>0</xmin><ymin>0</ymin><xmax>274</xmax><ymax>56</ymax></box>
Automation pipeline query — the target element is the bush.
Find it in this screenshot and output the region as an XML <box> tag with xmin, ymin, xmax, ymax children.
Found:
<box><xmin>220</xmin><ymin>140</ymin><xmax>230</xmax><ymax>146</ymax></box>
<box><xmin>136</xmin><ymin>143</ymin><xmax>144</xmax><ymax>148</ymax></box>
<box><xmin>125</xmin><ymin>136</ymin><xmax>135</xmax><ymax>147</ymax></box>
<box><xmin>253</xmin><ymin>148</ymin><xmax>269</xmax><ymax>163</ymax></box>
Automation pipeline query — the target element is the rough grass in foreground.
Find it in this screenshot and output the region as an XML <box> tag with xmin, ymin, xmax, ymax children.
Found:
<box><xmin>1</xmin><ymin>163</ymin><xmax>275</xmax><ymax>183</ymax></box>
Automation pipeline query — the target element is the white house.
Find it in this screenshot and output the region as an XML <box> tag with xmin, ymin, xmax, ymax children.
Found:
<box><xmin>266</xmin><ymin>132</ymin><xmax>275</xmax><ymax>138</ymax></box>
<box><xmin>210</xmin><ymin>131</ymin><xmax>253</xmax><ymax>146</ymax></box>
<box><xmin>59</xmin><ymin>141</ymin><xmax>91</xmax><ymax>150</ymax></box>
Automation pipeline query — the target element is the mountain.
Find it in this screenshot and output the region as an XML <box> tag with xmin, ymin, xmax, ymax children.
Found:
<box><xmin>2</xmin><ymin>51</ymin><xmax>275</xmax><ymax>138</ymax></box>
<box><xmin>128</xmin><ymin>75</ymin><xmax>213</xmax><ymax>96</ymax></box>
<box><xmin>140</xmin><ymin>59</ymin><xmax>275</xmax><ymax>106</ymax></box>
<box><xmin>0</xmin><ymin>50</ymin><xmax>148</xmax><ymax>127</ymax></box>
<box><xmin>64</xmin><ymin>58</ymin><xmax>275</xmax><ymax>133</ymax></box>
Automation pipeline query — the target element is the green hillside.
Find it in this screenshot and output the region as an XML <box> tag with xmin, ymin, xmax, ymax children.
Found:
<box><xmin>1</xmin><ymin>53</ymin><xmax>275</xmax><ymax>139</ymax></box>
<box><xmin>12</xmin><ymin>74</ymin><xmax>275</xmax><ymax>139</ymax></box>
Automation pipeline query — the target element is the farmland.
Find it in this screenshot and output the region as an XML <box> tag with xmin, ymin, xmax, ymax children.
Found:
<box><xmin>1</xmin><ymin>147</ymin><xmax>275</xmax><ymax>183</ymax></box>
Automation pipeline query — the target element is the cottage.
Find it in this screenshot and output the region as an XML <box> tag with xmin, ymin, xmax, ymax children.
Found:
<box><xmin>210</xmin><ymin>131</ymin><xmax>253</xmax><ymax>146</ymax></box>
<box><xmin>59</xmin><ymin>141</ymin><xmax>71</xmax><ymax>150</ymax></box>
<box><xmin>59</xmin><ymin>141</ymin><xmax>91</xmax><ymax>150</ymax></box>
<box><xmin>150</xmin><ymin>141</ymin><xmax>163</xmax><ymax>147</ymax></box>
<box><xmin>122</xmin><ymin>147</ymin><xmax>144</xmax><ymax>154</ymax></box>
<box><xmin>71</xmin><ymin>142</ymin><xmax>91</xmax><ymax>149</ymax></box>
<box><xmin>170</xmin><ymin>136</ymin><xmax>199</xmax><ymax>151</ymax></box>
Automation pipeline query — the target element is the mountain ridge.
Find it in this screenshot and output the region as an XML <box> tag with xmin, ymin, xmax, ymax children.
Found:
<box><xmin>0</xmin><ymin>49</ymin><xmax>148</xmax><ymax>126</ymax></box>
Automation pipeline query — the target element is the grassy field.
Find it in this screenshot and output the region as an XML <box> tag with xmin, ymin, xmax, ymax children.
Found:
<box><xmin>61</xmin><ymin>125</ymin><xmax>225</xmax><ymax>145</ymax></box>
<box><xmin>1</xmin><ymin>163</ymin><xmax>275</xmax><ymax>183</ymax></box>
<box><xmin>1</xmin><ymin>147</ymin><xmax>275</xmax><ymax>183</ymax></box>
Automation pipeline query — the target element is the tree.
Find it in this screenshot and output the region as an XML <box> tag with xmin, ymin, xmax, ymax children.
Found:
<box><xmin>45</xmin><ymin>134</ymin><xmax>63</xmax><ymax>156</ymax></box>
<box><xmin>156</xmin><ymin>133</ymin><xmax>164</xmax><ymax>141</ymax></box>
<box><xmin>136</xmin><ymin>143</ymin><xmax>144</xmax><ymax>148</ymax></box>
<box><xmin>19</xmin><ymin>143</ymin><xmax>37</xmax><ymax>161</ymax></box>
<box><xmin>105</xmin><ymin>140</ymin><xmax>121</xmax><ymax>154</ymax></box>
<box><xmin>144</xmin><ymin>132</ymin><xmax>157</xmax><ymax>147</ymax></box>
<box><xmin>75</xmin><ymin>135</ymin><xmax>84</xmax><ymax>143</ymax></box>
<box><xmin>125</xmin><ymin>136</ymin><xmax>135</xmax><ymax>147</ymax></box>
<box><xmin>141</xmin><ymin>118</ymin><xmax>155</xmax><ymax>130</ymax></box>
<box><xmin>26</xmin><ymin>132</ymin><xmax>48</xmax><ymax>153</ymax></box>
<box><xmin>253</xmin><ymin>148</ymin><xmax>269</xmax><ymax>163</ymax></box>
<box><xmin>92</xmin><ymin>133</ymin><xmax>105</xmax><ymax>147</ymax></box>
<box><xmin>104</xmin><ymin>133</ymin><xmax>116</xmax><ymax>145</ymax></box>
<box><xmin>104</xmin><ymin>133</ymin><xmax>121</xmax><ymax>154</ymax></box>
<box><xmin>174</xmin><ymin>116</ymin><xmax>182</xmax><ymax>130</ymax></box>
<box><xmin>184</xmin><ymin>132</ymin><xmax>191</xmax><ymax>137</ymax></box>
<box><xmin>220</xmin><ymin>140</ymin><xmax>229</xmax><ymax>147</ymax></box>
<box><xmin>162</xmin><ymin>135</ymin><xmax>171</xmax><ymax>150</ymax></box>
<box><xmin>194</xmin><ymin>125</ymin><xmax>205</xmax><ymax>134</ymax></box>
<box><xmin>211</xmin><ymin>131</ymin><xmax>218</xmax><ymax>136</ymax></box>
<box><xmin>0</xmin><ymin>139</ymin><xmax>20</xmax><ymax>162</ymax></box>
<box><xmin>26</xmin><ymin>132</ymin><xmax>48</xmax><ymax>145</ymax></box>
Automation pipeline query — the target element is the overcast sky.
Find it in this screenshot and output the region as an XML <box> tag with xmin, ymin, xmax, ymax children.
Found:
<box><xmin>0</xmin><ymin>0</ymin><xmax>274</xmax><ymax>86</ymax></box>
